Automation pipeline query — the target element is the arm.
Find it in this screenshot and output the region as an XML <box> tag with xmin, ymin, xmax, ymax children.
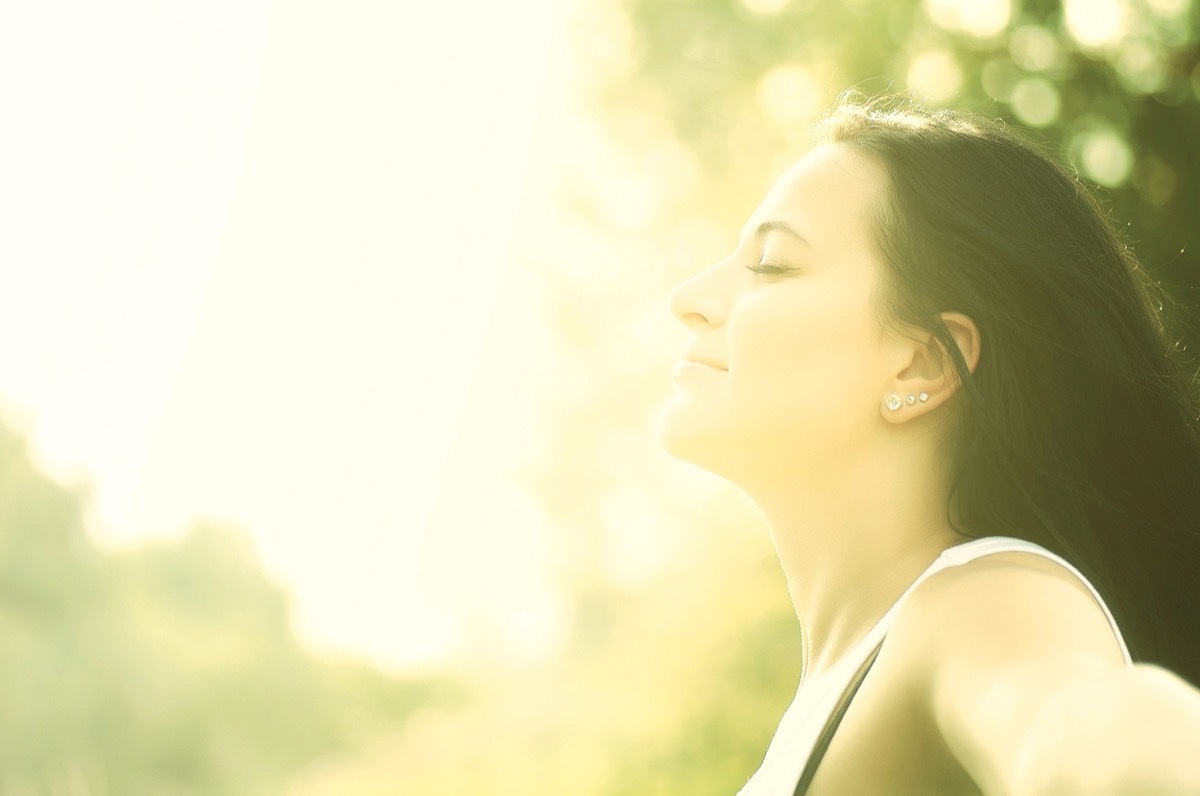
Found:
<box><xmin>1010</xmin><ymin>663</ymin><xmax>1200</xmax><ymax>795</ymax></box>
<box><xmin>886</xmin><ymin>553</ymin><xmax>1200</xmax><ymax>795</ymax></box>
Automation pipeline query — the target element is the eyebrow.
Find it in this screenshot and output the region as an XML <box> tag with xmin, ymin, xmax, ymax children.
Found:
<box><xmin>749</xmin><ymin>219</ymin><xmax>812</xmax><ymax>247</ymax></box>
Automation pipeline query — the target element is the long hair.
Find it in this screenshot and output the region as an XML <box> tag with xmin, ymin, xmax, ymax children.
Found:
<box><xmin>813</xmin><ymin>94</ymin><xmax>1200</xmax><ymax>685</ymax></box>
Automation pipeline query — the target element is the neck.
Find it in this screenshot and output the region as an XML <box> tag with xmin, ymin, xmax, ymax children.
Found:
<box><xmin>744</xmin><ymin>445</ymin><xmax>967</xmax><ymax>682</ymax></box>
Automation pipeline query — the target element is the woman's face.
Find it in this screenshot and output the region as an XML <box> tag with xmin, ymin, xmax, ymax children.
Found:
<box><xmin>659</xmin><ymin>144</ymin><xmax>903</xmax><ymax>483</ymax></box>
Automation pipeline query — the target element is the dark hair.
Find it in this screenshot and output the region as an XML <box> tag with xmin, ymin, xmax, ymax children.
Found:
<box><xmin>813</xmin><ymin>93</ymin><xmax>1200</xmax><ymax>685</ymax></box>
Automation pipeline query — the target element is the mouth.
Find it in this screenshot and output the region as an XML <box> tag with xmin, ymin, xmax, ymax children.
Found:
<box><xmin>674</xmin><ymin>359</ymin><xmax>727</xmax><ymax>379</ymax></box>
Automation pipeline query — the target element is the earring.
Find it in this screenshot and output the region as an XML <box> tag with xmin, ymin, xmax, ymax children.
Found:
<box><xmin>919</xmin><ymin>392</ymin><xmax>929</xmax><ymax>402</ymax></box>
<box><xmin>885</xmin><ymin>393</ymin><xmax>902</xmax><ymax>411</ymax></box>
<box><xmin>905</xmin><ymin>394</ymin><xmax>916</xmax><ymax>405</ymax></box>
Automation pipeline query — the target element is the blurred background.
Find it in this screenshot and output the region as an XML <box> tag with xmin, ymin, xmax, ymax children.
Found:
<box><xmin>0</xmin><ymin>0</ymin><xmax>1197</xmax><ymax>792</ymax></box>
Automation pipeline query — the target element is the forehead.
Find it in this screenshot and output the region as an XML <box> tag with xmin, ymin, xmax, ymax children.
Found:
<box><xmin>745</xmin><ymin>144</ymin><xmax>885</xmax><ymax>248</ymax></box>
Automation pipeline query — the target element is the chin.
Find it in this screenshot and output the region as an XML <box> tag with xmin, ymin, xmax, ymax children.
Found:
<box><xmin>658</xmin><ymin>401</ymin><xmax>815</xmax><ymax>489</ymax></box>
<box><xmin>656</xmin><ymin>401</ymin><xmax>735</xmax><ymax>474</ymax></box>
<box><xmin>657</xmin><ymin>404</ymin><xmax>701</xmax><ymax>459</ymax></box>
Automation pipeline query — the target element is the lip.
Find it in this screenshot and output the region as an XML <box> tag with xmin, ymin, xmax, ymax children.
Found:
<box><xmin>673</xmin><ymin>360</ymin><xmax>727</xmax><ymax>380</ymax></box>
<box><xmin>681</xmin><ymin>352</ymin><xmax>728</xmax><ymax>371</ymax></box>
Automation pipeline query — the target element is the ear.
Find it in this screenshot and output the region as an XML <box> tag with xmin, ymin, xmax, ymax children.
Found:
<box><xmin>881</xmin><ymin>311</ymin><xmax>981</xmax><ymax>424</ymax></box>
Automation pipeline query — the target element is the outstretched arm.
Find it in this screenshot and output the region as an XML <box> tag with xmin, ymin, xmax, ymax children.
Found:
<box><xmin>1009</xmin><ymin>663</ymin><xmax>1200</xmax><ymax>794</ymax></box>
<box><xmin>887</xmin><ymin>553</ymin><xmax>1200</xmax><ymax>795</ymax></box>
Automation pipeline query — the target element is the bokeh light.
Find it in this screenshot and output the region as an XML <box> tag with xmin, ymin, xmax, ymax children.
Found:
<box><xmin>1010</xmin><ymin>77</ymin><xmax>1063</xmax><ymax>126</ymax></box>
<box><xmin>907</xmin><ymin>49</ymin><xmax>965</xmax><ymax>102</ymax></box>
<box><xmin>571</xmin><ymin>0</ymin><xmax>637</xmax><ymax>86</ymax></box>
<box><xmin>1010</xmin><ymin>25</ymin><xmax>1065</xmax><ymax>72</ymax></box>
<box><xmin>1145</xmin><ymin>0</ymin><xmax>1190</xmax><ymax>18</ymax></box>
<box><xmin>739</xmin><ymin>0</ymin><xmax>791</xmax><ymax>15</ymax></box>
<box><xmin>756</xmin><ymin>64</ymin><xmax>823</xmax><ymax>130</ymax></box>
<box><xmin>1117</xmin><ymin>39</ymin><xmax>1170</xmax><ymax>93</ymax></box>
<box><xmin>924</xmin><ymin>0</ymin><xmax>1012</xmax><ymax>37</ymax></box>
<box><xmin>1064</xmin><ymin>0</ymin><xmax>1130</xmax><ymax>48</ymax></box>
<box><xmin>1073</xmin><ymin>126</ymin><xmax>1135</xmax><ymax>186</ymax></box>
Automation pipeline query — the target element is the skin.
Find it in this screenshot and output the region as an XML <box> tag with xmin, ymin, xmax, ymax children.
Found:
<box><xmin>658</xmin><ymin>143</ymin><xmax>1200</xmax><ymax>794</ymax></box>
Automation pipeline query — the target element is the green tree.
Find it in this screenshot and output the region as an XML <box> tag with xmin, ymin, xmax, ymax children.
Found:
<box><xmin>0</xmin><ymin>419</ymin><xmax>462</xmax><ymax>793</ymax></box>
<box><xmin>612</xmin><ymin>0</ymin><xmax>1199</xmax><ymax>308</ymax></box>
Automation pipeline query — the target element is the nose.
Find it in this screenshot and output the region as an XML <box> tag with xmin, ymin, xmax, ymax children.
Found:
<box><xmin>669</xmin><ymin>262</ymin><xmax>727</xmax><ymax>329</ymax></box>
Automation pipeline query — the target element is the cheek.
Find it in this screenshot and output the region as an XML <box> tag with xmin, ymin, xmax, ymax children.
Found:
<box><xmin>728</xmin><ymin>294</ymin><xmax>884</xmax><ymax>421</ymax></box>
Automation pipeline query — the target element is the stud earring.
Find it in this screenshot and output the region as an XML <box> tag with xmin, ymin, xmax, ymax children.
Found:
<box><xmin>885</xmin><ymin>393</ymin><xmax>902</xmax><ymax>412</ymax></box>
<box><xmin>919</xmin><ymin>392</ymin><xmax>929</xmax><ymax>402</ymax></box>
<box><xmin>906</xmin><ymin>394</ymin><xmax>916</xmax><ymax>405</ymax></box>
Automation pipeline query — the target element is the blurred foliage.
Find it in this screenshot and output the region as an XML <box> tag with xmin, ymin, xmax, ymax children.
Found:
<box><xmin>608</xmin><ymin>0</ymin><xmax>1200</xmax><ymax>302</ymax></box>
<box><xmin>0</xmin><ymin>419</ymin><xmax>464</xmax><ymax>794</ymax></box>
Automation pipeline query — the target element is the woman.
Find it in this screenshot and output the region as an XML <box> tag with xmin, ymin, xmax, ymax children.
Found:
<box><xmin>658</xmin><ymin>94</ymin><xmax>1200</xmax><ymax>794</ymax></box>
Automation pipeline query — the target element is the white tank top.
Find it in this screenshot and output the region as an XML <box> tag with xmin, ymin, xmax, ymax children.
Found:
<box><xmin>736</xmin><ymin>536</ymin><xmax>1132</xmax><ymax>795</ymax></box>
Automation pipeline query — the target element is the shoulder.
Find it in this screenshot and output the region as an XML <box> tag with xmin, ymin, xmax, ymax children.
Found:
<box><xmin>870</xmin><ymin>547</ymin><xmax>1129</xmax><ymax>726</ymax></box>
<box><xmin>868</xmin><ymin>548</ymin><xmax>1130</xmax><ymax>792</ymax></box>
<box><xmin>889</xmin><ymin>548</ymin><xmax>1127</xmax><ymax>668</ymax></box>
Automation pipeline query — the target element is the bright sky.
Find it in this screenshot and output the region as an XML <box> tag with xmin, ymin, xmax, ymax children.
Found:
<box><xmin>0</xmin><ymin>0</ymin><xmax>576</xmax><ymax>669</ymax></box>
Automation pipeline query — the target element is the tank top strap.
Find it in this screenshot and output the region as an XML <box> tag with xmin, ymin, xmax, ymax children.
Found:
<box><xmin>932</xmin><ymin>536</ymin><xmax>1132</xmax><ymax>664</ymax></box>
<box><xmin>739</xmin><ymin>536</ymin><xmax>1132</xmax><ymax>795</ymax></box>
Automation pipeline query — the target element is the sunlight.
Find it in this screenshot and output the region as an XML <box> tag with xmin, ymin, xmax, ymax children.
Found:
<box><xmin>0</xmin><ymin>0</ymin><xmax>577</xmax><ymax>671</ymax></box>
<box><xmin>756</xmin><ymin>64</ymin><xmax>823</xmax><ymax>131</ymax></box>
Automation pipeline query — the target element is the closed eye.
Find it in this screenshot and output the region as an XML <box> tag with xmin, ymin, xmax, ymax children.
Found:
<box><xmin>745</xmin><ymin>262</ymin><xmax>799</xmax><ymax>276</ymax></box>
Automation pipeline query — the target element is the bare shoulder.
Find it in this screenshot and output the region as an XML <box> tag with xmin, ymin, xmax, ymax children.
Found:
<box><xmin>806</xmin><ymin>550</ymin><xmax>1158</xmax><ymax>793</ymax></box>
<box><xmin>818</xmin><ymin>551</ymin><xmax>1200</xmax><ymax>794</ymax></box>
<box><xmin>870</xmin><ymin>549</ymin><xmax>1130</xmax><ymax>793</ymax></box>
<box><xmin>805</xmin><ymin>550</ymin><xmax>1127</xmax><ymax>793</ymax></box>
<box><xmin>885</xmin><ymin>549</ymin><xmax>1128</xmax><ymax>671</ymax></box>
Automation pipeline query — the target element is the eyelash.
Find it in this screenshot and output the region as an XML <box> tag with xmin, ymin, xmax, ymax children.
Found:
<box><xmin>745</xmin><ymin>262</ymin><xmax>797</xmax><ymax>276</ymax></box>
